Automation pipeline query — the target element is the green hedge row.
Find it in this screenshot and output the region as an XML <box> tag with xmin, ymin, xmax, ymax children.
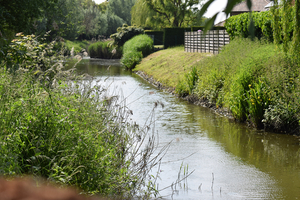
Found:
<box><xmin>121</xmin><ymin>34</ymin><xmax>153</xmax><ymax>69</ymax></box>
<box><xmin>225</xmin><ymin>11</ymin><xmax>273</xmax><ymax>41</ymax></box>
<box><xmin>144</xmin><ymin>30</ymin><xmax>163</xmax><ymax>45</ymax></box>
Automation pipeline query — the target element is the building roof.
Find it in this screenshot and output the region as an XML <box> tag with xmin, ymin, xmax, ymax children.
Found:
<box><xmin>231</xmin><ymin>0</ymin><xmax>271</xmax><ymax>12</ymax></box>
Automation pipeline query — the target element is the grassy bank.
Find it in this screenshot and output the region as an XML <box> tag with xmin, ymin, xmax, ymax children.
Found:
<box><xmin>134</xmin><ymin>46</ymin><xmax>209</xmax><ymax>88</ymax></box>
<box><xmin>135</xmin><ymin>39</ymin><xmax>300</xmax><ymax>134</ymax></box>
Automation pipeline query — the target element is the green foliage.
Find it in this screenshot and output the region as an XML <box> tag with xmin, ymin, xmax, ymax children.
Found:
<box><xmin>246</xmin><ymin>79</ymin><xmax>271</xmax><ymax>128</ymax></box>
<box><xmin>0</xmin><ymin>31</ymin><xmax>166</xmax><ymax>198</ymax></box>
<box><xmin>271</xmin><ymin>1</ymin><xmax>300</xmax><ymax>65</ymax></box>
<box><xmin>107</xmin><ymin>0</ymin><xmax>136</xmax><ymax>25</ymax></box>
<box><xmin>88</xmin><ymin>40</ymin><xmax>122</xmax><ymax>58</ymax></box>
<box><xmin>175</xmin><ymin>67</ymin><xmax>198</xmax><ymax>97</ymax></box>
<box><xmin>225</xmin><ymin>11</ymin><xmax>273</xmax><ymax>41</ymax></box>
<box><xmin>2</xmin><ymin>33</ymin><xmax>63</xmax><ymax>75</ymax></box>
<box><xmin>1</xmin><ymin>0</ymin><xmax>135</xmax><ymax>41</ymax></box>
<box><xmin>79</xmin><ymin>5</ymin><xmax>108</xmax><ymax>38</ymax></box>
<box><xmin>144</xmin><ymin>0</ymin><xmax>201</xmax><ymax>27</ymax></box>
<box><xmin>121</xmin><ymin>34</ymin><xmax>153</xmax><ymax>69</ymax></box>
<box><xmin>131</xmin><ymin>0</ymin><xmax>207</xmax><ymax>30</ymax></box>
<box><xmin>64</xmin><ymin>40</ymin><xmax>89</xmax><ymax>55</ymax></box>
<box><xmin>98</xmin><ymin>1</ymin><xmax>109</xmax><ymax>12</ymax></box>
<box><xmin>0</xmin><ymin>0</ymin><xmax>57</xmax><ymax>34</ymax></box>
<box><xmin>175</xmin><ymin>79</ymin><xmax>189</xmax><ymax>97</ymax></box>
<box><xmin>0</xmin><ymin>68</ymin><xmax>136</xmax><ymax>196</ymax></box>
<box><xmin>110</xmin><ymin>24</ymin><xmax>144</xmax><ymax>46</ymax></box>
<box><xmin>131</xmin><ymin>0</ymin><xmax>165</xmax><ymax>30</ymax></box>
<box><xmin>192</xmin><ymin>38</ymin><xmax>300</xmax><ymax>133</ymax></box>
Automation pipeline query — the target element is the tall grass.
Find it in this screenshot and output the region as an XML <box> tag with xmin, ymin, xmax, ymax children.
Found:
<box><xmin>64</xmin><ymin>40</ymin><xmax>90</xmax><ymax>56</ymax></box>
<box><xmin>121</xmin><ymin>35</ymin><xmax>153</xmax><ymax>69</ymax></box>
<box><xmin>0</xmin><ymin>34</ymin><xmax>167</xmax><ymax>198</ymax></box>
<box><xmin>88</xmin><ymin>40</ymin><xmax>122</xmax><ymax>59</ymax></box>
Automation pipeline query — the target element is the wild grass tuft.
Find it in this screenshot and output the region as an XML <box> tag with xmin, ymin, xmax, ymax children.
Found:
<box><xmin>88</xmin><ymin>40</ymin><xmax>122</xmax><ymax>59</ymax></box>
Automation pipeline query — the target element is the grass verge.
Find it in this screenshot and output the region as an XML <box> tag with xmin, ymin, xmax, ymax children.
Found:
<box><xmin>133</xmin><ymin>46</ymin><xmax>209</xmax><ymax>89</ymax></box>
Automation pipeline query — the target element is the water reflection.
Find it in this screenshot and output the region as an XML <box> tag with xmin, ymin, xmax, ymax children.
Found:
<box><xmin>72</xmin><ymin>59</ymin><xmax>300</xmax><ymax>200</ymax></box>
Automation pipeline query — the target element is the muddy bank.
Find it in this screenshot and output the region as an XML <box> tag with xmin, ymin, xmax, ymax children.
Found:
<box><xmin>135</xmin><ymin>70</ymin><xmax>234</xmax><ymax>119</ymax></box>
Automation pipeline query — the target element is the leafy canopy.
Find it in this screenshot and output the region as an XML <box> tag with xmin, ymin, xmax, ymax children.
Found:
<box><xmin>142</xmin><ymin>0</ymin><xmax>202</xmax><ymax>27</ymax></box>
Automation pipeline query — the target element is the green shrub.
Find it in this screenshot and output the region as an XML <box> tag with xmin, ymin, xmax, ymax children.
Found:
<box><xmin>88</xmin><ymin>40</ymin><xmax>122</xmax><ymax>59</ymax></box>
<box><xmin>110</xmin><ymin>24</ymin><xmax>144</xmax><ymax>47</ymax></box>
<box><xmin>121</xmin><ymin>34</ymin><xmax>153</xmax><ymax>69</ymax></box>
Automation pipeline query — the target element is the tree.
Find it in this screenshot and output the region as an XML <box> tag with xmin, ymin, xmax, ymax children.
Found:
<box><xmin>98</xmin><ymin>1</ymin><xmax>109</xmax><ymax>12</ymax></box>
<box><xmin>0</xmin><ymin>0</ymin><xmax>57</xmax><ymax>35</ymax></box>
<box><xmin>105</xmin><ymin>11</ymin><xmax>125</xmax><ymax>36</ymax></box>
<box><xmin>143</xmin><ymin>0</ymin><xmax>201</xmax><ymax>27</ymax></box>
<box><xmin>35</xmin><ymin>0</ymin><xmax>84</xmax><ymax>40</ymax></box>
<box><xmin>131</xmin><ymin>0</ymin><xmax>167</xmax><ymax>29</ymax></box>
<box><xmin>107</xmin><ymin>0</ymin><xmax>136</xmax><ymax>25</ymax></box>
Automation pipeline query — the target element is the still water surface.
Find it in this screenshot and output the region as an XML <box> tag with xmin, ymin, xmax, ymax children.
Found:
<box><xmin>72</xmin><ymin>58</ymin><xmax>300</xmax><ymax>199</ymax></box>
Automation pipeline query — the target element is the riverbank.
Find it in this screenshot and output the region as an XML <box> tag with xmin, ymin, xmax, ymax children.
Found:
<box><xmin>134</xmin><ymin>39</ymin><xmax>300</xmax><ymax>134</ymax></box>
<box><xmin>134</xmin><ymin>70</ymin><xmax>234</xmax><ymax>119</ymax></box>
<box><xmin>133</xmin><ymin>46</ymin><xmax>233</xmax><ymax>119</ymax></box>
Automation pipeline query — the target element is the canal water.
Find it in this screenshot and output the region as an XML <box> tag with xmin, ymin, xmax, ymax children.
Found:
<box><xmin>72</xmin><ymin>58</ymin><xmax>300</xmax><ymax>200</ymax></box>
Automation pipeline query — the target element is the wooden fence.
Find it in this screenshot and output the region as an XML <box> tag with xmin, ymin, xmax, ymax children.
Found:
<box><xmin>184</xmin><ymin>30</ymin><xmax>230</xmax><ymax>54</ymax></box>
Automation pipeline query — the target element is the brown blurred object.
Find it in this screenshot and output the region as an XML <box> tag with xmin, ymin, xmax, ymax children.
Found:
<box><xmin>0</xmin><ymin>177</ymin><xmax>108</xmax><ymax>200</ymax></box>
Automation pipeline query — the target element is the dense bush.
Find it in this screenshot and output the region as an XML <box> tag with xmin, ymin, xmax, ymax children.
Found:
<box><xmin>181</xmin><ymin>38</ymin><xmax>300</xmax><ymax>133</ymax></box>
<box><xmin>88</xmin><ymin>40</ymin><xmax>122</xmax><ymax>59</ymax></box>
<box><xmin>121</xmin><ymin>34</ymin><xmax>153</xmax><ymax>69</ymax></box>
<box><xmin>225</xmin><ymin>11</ymin><xmax>273</xmax><ymax>41</ymax></box>
<box><xmin>110</xmin><ymin>24</ymin><xmax>144</xmax><ymax>46</ymax></box>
